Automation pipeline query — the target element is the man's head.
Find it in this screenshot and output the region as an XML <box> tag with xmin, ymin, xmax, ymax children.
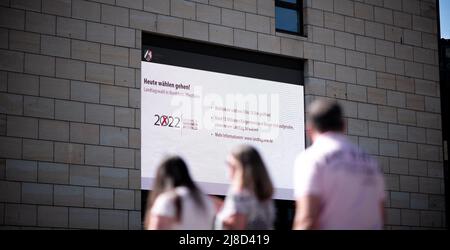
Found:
<box><xmin>307</xmin><ymin>99</ymin><xmax>344</xmax><ymax>142</ymax></box>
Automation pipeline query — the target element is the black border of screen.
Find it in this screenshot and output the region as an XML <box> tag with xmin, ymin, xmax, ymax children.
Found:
<box><xmin>141</xmin><ymin>32</ymin><xmax>304</xmax><ymax>86</ymax></box>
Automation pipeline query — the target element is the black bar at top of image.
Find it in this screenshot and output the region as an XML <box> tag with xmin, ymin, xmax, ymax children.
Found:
<box><xmin>141</xmin><ymin>32</ymin><xmax>304</xmax><ymax>86</ymax></box>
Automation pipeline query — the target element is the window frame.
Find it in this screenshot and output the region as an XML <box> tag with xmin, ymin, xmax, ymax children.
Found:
<box><xmin>275</xmin><ymin>0</ymin><xmax>304</xmax><ymax>36</ymax></box>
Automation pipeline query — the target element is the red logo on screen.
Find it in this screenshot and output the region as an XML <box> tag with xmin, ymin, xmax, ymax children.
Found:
<box><xmin>161</xmin><ymin>115</ymin><xmax>168</xmax><ymax>126</ymax></box>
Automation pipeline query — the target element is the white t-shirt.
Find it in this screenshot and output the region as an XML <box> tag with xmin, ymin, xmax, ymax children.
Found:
<box><xmin>151</xmin><ymin>186</ymin><xmax>215</xmax><ymax>230</ymax></box>
<box><xmin>215</xmin><ymin>189</ymin><xmax>275</xmax><ymax>230</ymax></box>
<box><xmin>294</xmin><ymin>132</ymin><xmax>385</xmax><ymax>230</ymax></box>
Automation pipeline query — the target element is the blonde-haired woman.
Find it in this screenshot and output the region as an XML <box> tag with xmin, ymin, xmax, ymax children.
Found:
<box><xmin>215</xmin><ymin>145</ymin><xmax>275</xmax><ymax>230</ymax></box>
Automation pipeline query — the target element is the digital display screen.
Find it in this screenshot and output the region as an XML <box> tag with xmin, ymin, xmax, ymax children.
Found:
<box><xmin>141</xmin><ymin>61</ymin><xmax>305</xmax><ymax>199</ymax></box>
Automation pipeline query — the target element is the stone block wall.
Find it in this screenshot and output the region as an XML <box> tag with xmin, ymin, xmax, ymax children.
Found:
<box><xmin>0</xmin><ymin>0</ymin><xmax>445</xmax><ymax>229</ymax></box>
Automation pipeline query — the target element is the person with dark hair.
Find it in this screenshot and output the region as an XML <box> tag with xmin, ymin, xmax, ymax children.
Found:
<box><xmin>293</xmin><ymin>99</ymin><xmax>385</xmax><ymax>230</ymax></box>
<box><xmin>215</xmin><ymin>145</ymin><xmax>275</xmax><ymax>230</ymax></box>
<box><xmin>144</xmin><ymin>156</ymin><xmax>215</xmax><ymax>230</ymax></box>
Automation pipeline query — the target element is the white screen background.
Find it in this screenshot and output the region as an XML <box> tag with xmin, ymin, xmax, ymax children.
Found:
<box><xmin>141</xmin><ymin>62</ymin><xmax>305</xmax><ymax>200</ymax></box>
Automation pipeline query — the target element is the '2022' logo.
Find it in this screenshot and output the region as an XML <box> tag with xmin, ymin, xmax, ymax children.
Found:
<box><xmin>154</xmin><ymin>114</ymin><xmax>180</xmax><ymax>128</ymax></box>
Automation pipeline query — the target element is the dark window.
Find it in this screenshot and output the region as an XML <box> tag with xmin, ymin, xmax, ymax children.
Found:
<box><xmin>275</xmin><ymin>0</ymin><xmax>303</xmax><ymax>35</ymax></box>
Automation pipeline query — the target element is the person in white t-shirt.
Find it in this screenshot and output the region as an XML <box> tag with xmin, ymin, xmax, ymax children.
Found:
<box><xmin>293</xmin><ymin>99</ymin><xmax>385</xmax><ymax>230</ymax></box>
<box><xmin>215</xmin><ymin>145</ymin><xmax>275</xmax><ymax>230</ymax></box>
<box><xmin>144</xmin><ymin>156</ymin><xmax>216</xmax><ymax>230</ymax></box>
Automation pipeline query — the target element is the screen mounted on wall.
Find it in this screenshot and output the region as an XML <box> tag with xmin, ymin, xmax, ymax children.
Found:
<box><xmin>141</xmin><ymin>33</ymin><xmax>305</xmax><ymax>200</ymax></box>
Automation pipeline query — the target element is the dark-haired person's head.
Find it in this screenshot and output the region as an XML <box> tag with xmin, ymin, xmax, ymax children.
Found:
<box><xmin>307</xmin><ymin>99</ymin><xmax>344</xmax><ymax>142</ymax></box>
<box><xmin>146</xmin><ymin>156</ymin><xmax>204</xmax><ymax>222</ymax></box>
<box><xmin>227</xmin><ymin>145</ymin><xmax>273</xmax><ymax>201</ymax></box>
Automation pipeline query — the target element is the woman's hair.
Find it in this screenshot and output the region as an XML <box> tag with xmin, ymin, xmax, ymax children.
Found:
<box><xmin>231</xmin><ymin>145</ymin><xmax>274</xmax><ymax>201</ymax></box>
<box><xmin>147</xmin><ymin>156</ymin><xmax>205</xmax><ymax>222</ymax></box>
